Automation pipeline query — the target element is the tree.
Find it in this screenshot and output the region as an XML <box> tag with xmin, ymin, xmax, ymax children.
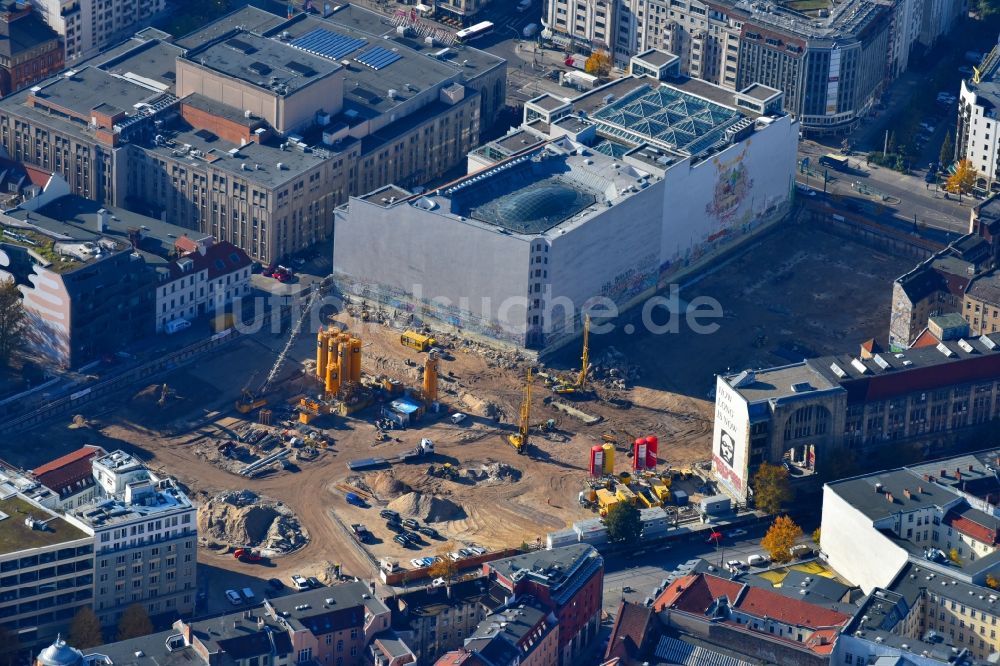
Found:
<box><xmin>429</xmin><ymin>545</ymin><xmax>459</xmax><ymax>587</ymax></box>
<box><xmin>950</xmin><ymin>548</ymin><xmax>961</xmax><ymax>564</ymax></box>
<box><xmin>585</xmin><ymin>50</ymin><xmax>611</xmax><ymax>77</ymax></box>
<box><xmin>978</xmin><ymin>0</ymin><xmax>1000</xmax><ymax>17</ymax></box>
<box><xmin>946</xmin><ymin>159</ymin><xmax>977</xmax><ymax>196</ymax></box>
<box><xmin>117</xmin><ymin>604</ymin><xmax>153</xmax><ymax>641</ymax></box>
<box><xmin>987</xmin><ymin>573</ymin><xmax>1000</xmax><ymax>590</ymax></box>
<box><xmin>886</xmin><ymin>131</ymin><xmax>896</xmax><ymax>155</ymax></box>
<box><xmin>760</xmin><ymin>515</ymin><xmax>803</xmax><ymax>565</ymax></box>
<box><xmin>69</xmin><ymin>606</ymin><xmax>104</xmax><ymax>649</ymax></box>
<box><xmin>812</xmin><ymin>528</ymin><xmax>821</xmax><ymax>545</ymax></box>
<box><xmin>0</xmin><ymin>624</ymin><xmax>19</xmax><ymax>666</ymax></box>
<box><xmin>603</xmin><ymin>501</ymin><xmax>641</xmax><ymax>543</ymax></box>
<box><xmin>939</xmin><ymin>131</ymin><xmax>954</xmax><ymax>167</ymax></box>
<box><xmin>752</xmin><ymin>463</ymin><xmax>792</xmax><ymax>515</ymax></box>
<box><xmin>0</xmin><ymin>277</ymin><xmax>25</xmax><ymax>367</ymax></box>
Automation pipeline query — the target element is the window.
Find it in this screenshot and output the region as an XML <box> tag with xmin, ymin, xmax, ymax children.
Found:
<box><xmin>297</xmin><ymin>649</ymin><xmax>312</xmax><ymax>663</ymax></box>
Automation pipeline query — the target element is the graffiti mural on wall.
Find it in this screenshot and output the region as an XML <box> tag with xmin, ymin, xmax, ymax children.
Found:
<box><xmin>600</xmin><ymin>252</ymin><xmax>658</xmax><ymax>304</ymax></box>
<box><xmin>705</xmin><ymin>146</ymin><xmax>754</xmax><ymax>225</ymax></box>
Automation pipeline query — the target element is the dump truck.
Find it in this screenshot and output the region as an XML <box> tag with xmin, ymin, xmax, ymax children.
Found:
<box><xmin>400</xmin><ymin>330</ymin><xmax>437</xmax><ymax>352</ymax></box>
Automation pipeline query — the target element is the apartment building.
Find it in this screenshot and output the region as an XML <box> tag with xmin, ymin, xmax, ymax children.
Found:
<box><xmin>69</xmin><ymin>583</ymin><xmax>394</xmax><ymax>666</ymax></box>
<box><xmin>0</xmin><ymin>2</ymin><xmax>63</xmax><ymax>97</ymax></box>
<box><xmin>483</xmin><ymin>544</ymin><xmax>603</xmax><ymax>665</ymax></box>
<box><xmin>388</xmin><ymin>579</ymin><xmax>489</xmax><ymax>663</ymax></box>
<box><xmin>0</xmin><ymin>4</ymin><xmax>505</xmax><ymax>263</ymax></box>
<box><xmin>821</xmin><ymin>451</ymin><xmax>1000</xmax><ymax>664</ymax></box>
<box><xmin>62</xmin><ymin>450</ymin><xmax>196</xmax><ymax>627</ymax></box>
<box><xmin>451</xmin><ymin>601</ymin><xmax>559</xmax><ymax>666</ymax></box>
<box><xmin>28</xmin><ymin>445</ymin><xmax>106</xmax><ymax>511</ymax></box>
<box><xmin>28</xmin><ymin>0</ymin><xmax>163</xmax><ymax>62</ymax></box>
<box><xmin>964</xmin><ymin>271</ymin><xmax>1000</xmax><ymax>336</ymax></box>
<box><xmin>154</xmin><ymin>238</ymin><xmax>250</xmax><ymax>333</ymax></box>
<box><xmin>435</xmin><ymin>0</ymin><xmax>494</xmax><ymax>25</ymax></box>
<box><xmin>959</xmin><ymin>47</ymin><xmax>1000</xmax><ymax>193</ymax></box>
<box><xmin>0</xmin><ymin>492</ymin><xmax>94</xmax><ymax>656</ymax></box>
<box><xmin>543</xmin><ymin>0</ymin><xmax>947</xmax><ymax>134</ymax></box>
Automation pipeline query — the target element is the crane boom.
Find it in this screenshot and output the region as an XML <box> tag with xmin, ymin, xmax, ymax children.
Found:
<box><xmin>260</xmin><ymin>289</ymin><xmax>322</xmax><ymax>395</ymax></box>
<box><xmin>508</xmin><ymin>367</ymin><xmax>532</xmax><ymax>454</ymax></box>
<box><xmin>577</xmin><ymin>315</ymin><xmax>590</xmax><ymax>389</ymax></box>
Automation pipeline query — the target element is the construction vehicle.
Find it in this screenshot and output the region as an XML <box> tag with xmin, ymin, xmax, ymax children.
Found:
<box><xmin>427</xmin><ymin>463</ymin><xmax>459</xmax><ymax>479</ymax></box>
<box><xmin>401</xmin><ymin>330</ymin><xmax>437</xmax><ymax>352</ymax></box>
<box><xmin>552</xmin><ymin>315</ymin><xmax>590</xmax><ymax>396</ymax></box>
<box><xmin>508</xmin><ymin>368</ymin><xmax>533</xmax><ymax>454</ymax></box>
<box><xmin>636</xmin><ymin>486</ymin><xmax>660</xmax><ymax>508</ymax></box>
<box><xmin>236</xmin><ymin>290</ymin><xmax>321</xmax><ymax>413</ymax></box>
<box><xmin>596</xmin><ymin>488</ymin><xmax>619</xmax><ymax>516</ymax></box>
<box><xmin>649</xmin><ymin>477</ymin><xmax>672</xmax><ymax>502</ymax></box>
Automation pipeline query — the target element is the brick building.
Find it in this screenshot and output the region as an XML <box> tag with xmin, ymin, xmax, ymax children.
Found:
<box><xmin>482</xmin><ymin>544</ymin><xmax>603</xmax><ymax>665</ymax></box>
<box><xmin>0</xmin><ymin>2</ymin><xmax>62</xmax><ymax>97</ymax></box>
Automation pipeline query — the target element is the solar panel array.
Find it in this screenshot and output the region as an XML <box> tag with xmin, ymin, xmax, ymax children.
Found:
<box><xmin>290</xmin><ymin>28</ymin><xmax>366</xmax><ymax>61</ymax></box>
<box><xmin>355</xmin><ymin>46</ymin><xmax>401</xmax><ymax>71</ymax></box>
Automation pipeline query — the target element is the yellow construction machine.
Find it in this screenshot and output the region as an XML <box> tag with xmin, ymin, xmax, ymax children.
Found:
<box><xmin>553</xmin><ymin>315</ymin><xmax>591</xmax><ymax>396</ymax></box>
<box><xmin>508</xmin><ymin>368</ymin><xmax>533</xmax><ymax>454</ymax></box>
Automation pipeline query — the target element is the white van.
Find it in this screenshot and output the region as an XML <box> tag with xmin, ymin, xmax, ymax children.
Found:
<box><xmin>165</xmin><ymin>318</ymin><xmax>191</xmax><ymax>335</ymax></box>
<box><xmin>746</xmin><ymin>554</ymin><xmax>767</xmax><ymax>567</ymax></box>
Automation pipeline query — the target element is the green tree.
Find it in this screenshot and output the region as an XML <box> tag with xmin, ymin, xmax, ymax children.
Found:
<box><xmin>0</xmin><ymin>277</ymin><xmax>25</xmax><ymax>367</ymax></box>
<box><xmin>978</xmin><ymin>0</ymin><xmax>1000</xmax><ymax>17</ymax></box>
<box><xmin>603</xmin><ymin>501</ymin><xmax>641</xmax><ymax>543</ymax></box>
<box><xmin>116</xmin><ymin>604</ymin><xmax>153</xmax><ymax>641</ymax></box>
<box><xmin>752</xmin><ymin>463</ymin><xmax>792</xmax><ymax>515</ymax></box>
<box><xmin>0</xmin><ymin>624</ymin><xmax>20</xmax><ymax>666</ymax></box>
<box><xmin>760</xmin><ymin>515</ymin><xmax>803</xmax><ymax>565</ymax></box>
<box><xmin>69</xmin><ymin>606</ymin><xmax>104</xmax><ymax>649</ymax></box>
<box><xmin>939</xmin><ymin>131</ymin><xmax>954</xmax><ymax>167</ymax></box>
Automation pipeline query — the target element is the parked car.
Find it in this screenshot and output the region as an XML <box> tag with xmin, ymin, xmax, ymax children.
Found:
<box><xmin>418</xmin><ymin>526</ymin><xmax>440</xmax><ymax>538</ymax></box>
<box><xmin>726</xmin><ymin>529</ymin><xmax>748</xmax><ymax>539</ymax></box>
<box><xmin>411</xmin><ymin>558</ymin><xmax>425</xmax><ymax>568</ymax></box>
<box><xmin>225</xmin><ymin>589</ymin><xmax>243</xmax><ymax>605</ymax></box>
<box><xmin>746</xmin><ymin>554</ymin><xmax>768</xmax><ymax>567</ymax></box>
<box><xmin>267</xmin><ymin>578</ymin><xmax>284</xmax><ymax>592</ymax></box>
<box><xmin>458</xmin><ymin>548</ymin><xmax>473</xmax><ymax>557</ymax></box>
<box><xmin>432</xmin><ymin>577</ymin><xmax>446</xmax><ymax>587</ymax></box>
<box><xmin>727</xmin><ymin>559</ymin><xmax>747</xmax><ymax>572</ymax></box>
<box><xmin>241</xmin><ymin>587</ymin><xmax>255</xmax><ymax>601</ymax></box>
<box><xmin>394</xmin><ymin>535</ymin><xmax>410</xmax><ymax>546</ymax></box>
<box><xmin>402</xmin><ymin>518</ymin><xmax>419</xmax><ymax>529</ymax></box>
<box><xmin>450</xmin><ymin>412</ymin><xmax>468</xmax><ymax>424</ymax></box>
<box><xmin>448</xmin><ymin>551</ymin><xmax>463</xmax><ymax>561</ymax></box>
<box><xmin>386</xmin><ymin>520</ymin><xmax>405</xmax><ymax>533</ymax></box>
<box><xmin>165</xmin><ymin>318</ymin><xmax>191</xmax><ymax>335</ymax></box>
<box><xmin>307</xmin><ymin>576</ymin><xmax>321</xmax><ymax>588</ymax></box>
<box><xmin>290</xmin><ymin>574</ymin><xmax>309</xmax><ymax>591</ymax></box>
<box><xmin>345</xmin><ymin>492</ymin><xmax>366</xmax><ymax>507</ymax></box>
<box><xmin>467</xmin><ymin>546</ymin><xmax>486</xmax><ymax>555</ymax></box>
<box><xmin>380</xmin><ymin>509</ymin><xmax>400</xmax><ymax>520</ymax></box>
<box><xmin>420</xmin><ymin>557</ymin><xmax>435</xmax><ymax>567</ymax></box>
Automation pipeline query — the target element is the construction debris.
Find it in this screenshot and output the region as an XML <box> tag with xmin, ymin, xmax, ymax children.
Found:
<box><xmin>551</xmin><ymin>401</ymin><xmax>602</xmax><ymax>425</ymax></box>
<box><xmin>197</xmin><ymin>490</ymin><xmax>308</xmax><ymax>555</ymax></box>
<box><xmin>387</xmin><ymin>492</ymin><xmax>466</xmax><ymax>523</ymax></box>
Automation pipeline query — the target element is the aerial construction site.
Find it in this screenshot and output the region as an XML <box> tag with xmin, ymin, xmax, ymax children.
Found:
<box><xmin>0</xmin><ymin>226</ymin><xmax>913</xmax><ymax>588</ymax></box>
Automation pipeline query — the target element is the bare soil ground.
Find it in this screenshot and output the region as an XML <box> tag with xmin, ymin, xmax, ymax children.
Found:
<box><xmin>3</xmin><ymin>226</ymin><xmax>912</xmax><ymax>584</ymax></box>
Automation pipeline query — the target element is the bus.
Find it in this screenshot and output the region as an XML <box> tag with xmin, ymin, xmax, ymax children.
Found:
<box><xmin>455</xmin><ymin>21</ymin><xmax>494</xmax><ymax>43</ymax></box>
<box><xmin>818</xmin><ymin>153</ymin><xmax>850</xmax><ymax>171</ymax></box>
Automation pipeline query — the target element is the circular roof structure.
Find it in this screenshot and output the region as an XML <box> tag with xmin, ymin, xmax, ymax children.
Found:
<box><xmin>36</xmin><ymin>638</ymin><xmax>84</xmax><ymax>666</ymax></box>
<box><xmin>497</xmin><ymin>184</ymin><xmax>582</xmax><ymax>224</ymax></box>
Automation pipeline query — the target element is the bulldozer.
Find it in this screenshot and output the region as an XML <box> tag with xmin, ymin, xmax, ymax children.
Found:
<box><xmin>508</xmin><ymin>368</ymin><xmax>533</xmax><ymax>454</ymax></box>
<box><xmin>427</xmin><ymin>463</ymin><xmax>459</xmax><ymax>480</ymax></box>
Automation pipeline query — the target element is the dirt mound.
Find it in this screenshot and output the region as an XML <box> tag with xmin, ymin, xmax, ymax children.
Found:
<box><xmin>197</xmin><ymin>490</ymin><xmax>308</xmax><ymax>554</ymax></box>
<box><xmin>365</xmin><ymin>470</ymin><xmax>411</xmax><ymax>499</ymax></box>
<box><xmin>387</xmin><ymin>492</ymin><xmax>465</xmax><ymax>523</ymax></box>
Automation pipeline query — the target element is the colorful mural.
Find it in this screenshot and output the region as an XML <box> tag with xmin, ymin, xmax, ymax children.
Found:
<box><xmin>705</xmin><ymin>147</ymin><xmax>753</xmax><ymax>225</ymax></box>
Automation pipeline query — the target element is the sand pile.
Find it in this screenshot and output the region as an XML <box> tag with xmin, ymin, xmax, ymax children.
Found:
<box><xmin>365</xmin><ymin>470</ymin><xmax>411</xmax><ymax>499</ymax></box>
<box><xmin>197</xmin><ymin>490</ymin><xmax>308</xmax><ymax>554</ymax></box>
<box><xmin>387</xmin><ymin>492</ymin><xmax>465</xmax><ymax>523</ymax></box>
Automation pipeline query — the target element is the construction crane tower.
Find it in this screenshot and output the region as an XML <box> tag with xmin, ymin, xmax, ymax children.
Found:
<box><xmin>508</xmin><ymin>367</ymin><xmax>532</xmax><ymax>454</ymax></box>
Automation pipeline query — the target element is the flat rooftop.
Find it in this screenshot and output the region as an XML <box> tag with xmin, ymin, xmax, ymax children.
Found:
<box><xmin>174</xmin><ymin>5</ymin><xmax>288</xmax><ymax>49</ymax></box>
<box><xmin>359</xmin><ymin>185</ymin><xmax>412</xmax><ymax>205</ymax></box>
<box><xmin>0</xmin><ymin>494</ymin><xmax>89</xmax><ymax>556</ymax></box>
<box><xmin>968</xmin><ymin>270</ymin><xmax>1000</xmax><ymax>308</ymax></box>
<box><xmin>410</xmin><ymin>139</ymin><xmax>652</xmax><ymax>236</ymax></box>
<box><xmin>183</xmin><ymin>31</ymin><xmax>341</xmax><ymax>96</ymax></box>
<box><xmin>633</xmin><ymin>49</ymin><xmax>676</xmax><ymax>68</ymax></box>
<box><xmin>29</xmin><ymin>66</ymin><xmax>164</xmax><ymax>120</ymax></box>
<box><xmin>529</xmin><ymin>93</ymin><xmax>570</xmax><ymax>111</ymax></box>
<box><xmin>96</xmin><ymin>38</ymin><xmax>185</xmax><ymax>94</ymax></box>
<box><xmin>724</xmin><ymin>362</ymin><xmax>841</xmax><ymax>404</ymax></box>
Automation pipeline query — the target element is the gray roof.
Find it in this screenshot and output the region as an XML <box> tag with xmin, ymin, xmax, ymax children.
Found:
<box><xmin>469</xmin><ymin>601</ymin><xmax>550</xmax><ymax>644</ymax></box>
<box><xmin>29</xmin><ymin>66</ymin><xmax>163</xmax><ymax>120</ymax></box>
<box><xmin>372</xmin><ymin>632</ymin><xmax>412</xmax><ymax>658</ymax></box>
<box><xmin>633</xmin><ymin>49</ymin><xmax>676</xmax><ymax>68</ymax></box>
<box><xmin>95</xmin><ymin>38</ymin><xmax>185</xmax><ymax>94</ymax></box>
<box><xmin>174</xmin><ymin>5</ymin><xmax>288</xmax><ymax>49</ymax></box>
<box><xmin>0</xmin><ymin>7</ymin><xmax>60</xmax><ymax>59</ymax></box>
<box><xmin>84</xmin><ymin>629</ymin><xmax>200</xmax><ymax>666</ymax></box>
<box><xmin>529</xmin><ymin>93</ymin><xmax>570</xmax><ymax>111</ymax></box>
<box><xmin>265</xmin><ymin>580</ymin><xmax>388</xmax><ymax>632</ymax></box>
<box><xmin>825</xmin><ymin>468</ymin><xmax>962</xmax><ymax>522</ymax></box>
<box><xmin>486</xmin><ymin>543</ymin><xmax>601</xmax><ymax>603</ymax></box>
<box><xmin>182</xmin><ymin>31</ymin><xmax>341</xmax><ymax>96</ymax></box>
<box><xmin>967</xmin><ymin>270</ymin><xmax>1000</xmax><ymax>308</ymax></box>
<box><xmin>724</xmin><ymin>362</ymin><xmax>842</xmax><ymax>404</ymax></box>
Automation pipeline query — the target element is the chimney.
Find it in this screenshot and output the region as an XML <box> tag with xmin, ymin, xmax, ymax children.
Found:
<box><xmin>957</xmin><ymin>470</ymin><xmax>963</xmax><ymax>480</ymax></box>
<box><xmin>127</xmin><ymin>226</ymin><xmax>140</xmax><ymax>250</ymax></box>
<box><xmin>923</xmin><ymin>474</ymin><xmax>929</xmax><ymax>481</ymax></box>
<box><xmin>917</xmin><ymin>486</ymin><xmax>923</xmax><ymax>494</ymax></box>
<box><xmin>96</xmin><ymin>208</ymin><xmax>109</xmax><ymax>233</ymax></box>
<box><xmin>904</xmin><ymin>488</ymin><xmax>911</xmax><ymax>500</ymax></box>
<box><xmin>886</xmin><ymin>493</ymin><xmax>894</xmax><ymax>503</ymax></box>
<box><xmin>970</xmin><ymin>464</ymin><xmax>975</xmax><ymax>472</ymax></box>
<box><xmin>257</xmin><ymin>617</ymin><xmax>264</xmax><ymax>630</ymax></box>
<box><xmin>941</xmin><ymin>469</ymin><xmax>947</xmax><ymax>478</ymax></box>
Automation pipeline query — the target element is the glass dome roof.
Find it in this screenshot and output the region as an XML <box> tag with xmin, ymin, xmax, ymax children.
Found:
<box><xmin>497</xmin><ymin>185</ymin><xmax>582</xmax><ymax>224</ymax></box>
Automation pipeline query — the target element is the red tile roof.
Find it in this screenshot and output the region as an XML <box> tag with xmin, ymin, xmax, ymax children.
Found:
<box><xmin>167</xmin><ymin>240</ymin><xmax>251</xmax><ymax>282</ymax></box>
<box><xmin>944</xmin><ymin>510</ymin><xmax>999</xmax><ymax>545</ymax></box>
<box><xmin>24</xmin><ymin>164</ymin><xmax>51</xmax><ymax>188</ymax></box>
<box><xmin>653</xmin><ymin>574</ymin><xmax>743</xmax><ymax>615</ymax></box>
<box><xmin>434</xmin><ymin>651</ymin><xmax>489</xmax><ymax>666</ymax></box>
<box><xmin>604</xmin><ymin>600</ymin><xmax>654</xmax><ymax>663</ymax></box>
<box><xmin>909</xmin><ymin>328</ymin><xmax>941</xmax><ymax>349</ymax></box>
<box><xmin>31</xmin><ymin>445</ymin><xmax>102</xmax><ymax>496</ymax></box>
<box><xmin>736</xmin><ymin>586</ymin><xmax>851</xmax><ymax>629</ymax></box>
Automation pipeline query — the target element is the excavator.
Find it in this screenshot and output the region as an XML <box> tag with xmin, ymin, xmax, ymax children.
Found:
<box><xmin>236</xmin><ymin>289</ymin><xmax>321</xmax><ymax>414</ymax></box>
<box><xmin>553</xmin><ymin>315</ymin><xmax>590</xmax><ymax>396</ymax></box>
<box><xmin>508</xmin><ymin>367</ymin><xmax>533</xmax><ymax>454</ymax></box>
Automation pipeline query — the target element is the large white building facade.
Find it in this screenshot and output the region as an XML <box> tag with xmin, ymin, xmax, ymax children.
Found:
<box><xmin>334</xmin><ymin>51</ymin><xmax>797</xmax><ymax>351</ymax></box>
<box><xmin>29</xmin><ymin>0</ymin><xmax>164</xmax><ymax>62</ymax></box>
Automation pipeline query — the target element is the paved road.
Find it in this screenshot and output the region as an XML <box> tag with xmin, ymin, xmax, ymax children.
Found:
<box><xmin>600</xmin><ymin>517</ymin><xmax>820</xmax><ymax>615</ymax></box>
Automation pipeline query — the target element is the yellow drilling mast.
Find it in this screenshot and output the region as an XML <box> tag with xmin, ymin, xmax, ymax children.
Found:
<box><xmin>508</xmin><ymin>367</ymin><xmax>532</xmax><ymax>454</ymax></box>
<box><xmin>553</xmin><ymin>315</ymin><xmax>590</xmax><ymax>394</ymax></box>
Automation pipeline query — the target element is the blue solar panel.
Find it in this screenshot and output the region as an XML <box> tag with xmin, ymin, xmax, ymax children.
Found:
<box><xmin>290</xmin><ymin>28</ymin><xmax>366</xmax><ymax>61</ymax></box>
<box><xmin>354</xmin><ymin>46</ymin><xmax>401</xmax><ymax>71</ymax></box>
